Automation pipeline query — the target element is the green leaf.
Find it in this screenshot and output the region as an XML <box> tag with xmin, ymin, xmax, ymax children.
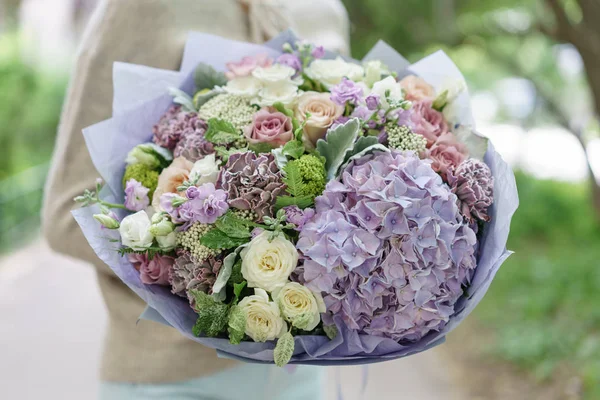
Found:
<box><xmin>275</xmin><ymin>195</ymin><xmax>313</xmax><ymax>210</ymax></box>
<box><xmin>248</xmin><ymin>142</ymin><xmax>275</xmax><ymax>154</ymax></box>
<box><xmin>316</xmin><ymin>118</ymin><xmax>361</xmax><ymax>180</ymax></box>
<box><xmin>214</xmin><ymin>146</ymin><xmax>244</xmax><ymax>162</ymax></box>
<box><xmin>323</xmin><ymin>324</ymin><xmax>338</xmax><ymax>340</ymax></box>
<box><xmin>230</xmin><ymin>260</ymin><xmax>244</xmax><ymax>286</ymax></box>
<box><xmin>339</xmin><ymin>144</ymin><xmax>389</xmax><ymax>174</ymax></box>
<box><xmin>233</xmin><ymin>281</ymin><xmax>247</xmax><ymax>301</ymax></box>
<box><xmin>190</xmin><ymin>290</ymin><xmax>230</xmax><ymax>337</ymax></box>
<box><xmin>227</xmin><ymin>305</ymin><xmax>246</xmax><ymax>345</ymax></box>
<box><xmin>344</xmin><ymin>136</ymin><xmax>379</xmax><ymax>163</ymax></box>
<box><xmin>282</xmin><ymin>140</ymin><xmax>305</xmax><ymax>159</ymax></box>
<box><xmin>432</xmin><ymin>89</ymin><xmax>449</xmax><ymax>111</ymax></box>
<box><xmin>215</xmin><ymin>212</ymin><xmax>252</xmax><ymax>238</ymax></box>
<box><xmin>291</xmin><ymin>313</ymin><xmax>313</xmax><ymax>330</ymax></box>
<box><xmin>205</xmin><ymin>118</ymin><xmax>240</xmax><ymax>145</ymax></box>
<box><xmin>282</xmin><ymin>162</ymin><xmax>306</xmax><ymax>197</ymax></box>
<box><xmin>193</xmin><ymin>89</ymin><xmax>219</xmax><ymax>109</ymax></box>
<box><xmin>199</xmin><ymin>228</ymin><xmax>248</xmax><ymax>250</ymax></box>
<box><xmin>168</xmin><ymin>87</ymin><xmax>196</xmax><ymax>112</ymax></box>
<box><xmin>271</xmin><ymin>147</ymin><xmax>289</xmax><ymax>171</ymax></box>
<box><xmin>274</xmin><ymin>332</ymin><xmax>295</xmax><ymax>367</ymax></box>
<box><xmin>194</xmin><ymin>63</ymin><xmax>227</xmax><ymax>91</ymax></box>
<box><xmin>272</xmin><ymin>101</ymin><xmax>300</xmax><ymax>132</ymax></box>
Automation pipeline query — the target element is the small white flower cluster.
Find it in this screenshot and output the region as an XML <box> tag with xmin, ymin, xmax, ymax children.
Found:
<box><xmin>198</xmin><ymin>94</ymin><xmax>255</xmax><ymax>132</ymax></box>
<box><xmin>232</xmin><ymin>208</ymin><xmax>256</xmax><ymax>222</ymax></box>
<box><xmin>176</xmin><ymin>222</ymin><xmax>219</xmax><ymax>262</ymax></box>
<box><xmin>387</xmin><ymin>124</ymin><xmax>427</xmax><ymax>153</ymax></box>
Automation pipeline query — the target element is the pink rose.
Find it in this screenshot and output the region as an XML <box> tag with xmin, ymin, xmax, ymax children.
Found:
<box><xmin>411</xmin><ymin>100</ymin><xmax>449</xmax><ymax>148</ymax></box>
<box><xmin>244</xmin><ymin>107</ymin><xmax>293</xmax><ymax>148</ymax></box>
<box><xmin>426</xmin><ymin>133</ymin><xmax>468</xmax><ymax>182</ymax></box>
<box><xmin>399</xmin><ymin>75</ymin><xmax>436</xmax><ymax>102</ymax></box>
<box><xmin>225</xmin><ymin>54</ymin><xmax>273</xmax><ymax>80</ymax></box>
<box><xmin>128</xmin><ymin>253</ymin><xmax>174</xmax><ymax>286</ymax></box>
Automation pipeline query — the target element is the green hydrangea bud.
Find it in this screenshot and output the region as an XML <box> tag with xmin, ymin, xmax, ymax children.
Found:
<box><xmin>289</xmin><ymin>154</ymin><xmax>326</xmax><ymax>199</ymax></box>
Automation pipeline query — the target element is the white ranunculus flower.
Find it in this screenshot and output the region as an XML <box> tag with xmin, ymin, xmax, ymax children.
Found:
<box><xmin>370</xmin><ymin>76</ymin><xmax>404</xmax><ymax>109</ymax></box>
<box><xmin>272</xmin><ymin>282</ymin><xmax>326</xmax><ymax>331</ymax></box>
<box><xmin>225</xmin><ymin>76</ymin><xmax>262</xmax><ymax>97</ymax></box>
<box><xmin>190</xmin><ymin>154</ymin><xmax>220</xmax><ymax>185</ymax></box>
<box><xmin>305</xmin><ymin>57</ymin><xmax>365</xmax><ymax>88</ymax></box>
<box><xmin>252</xmin><ymin>64</ymin><xmax>297</xmax><ymax>85</ymax></box>
<box><xmin>241</xmin><ymin>231</ymin><xmax>298</xmax><ymax>292</ymax></box>
<box><xmin>119</xmin><ymin>210</ymin><xmax>154</xmax><ymax>251</ymax></box>
<box><xmin>156</xmin><ymin>231</ymin><xmax>176</xmax><ymax>251</ymax></box>
<box><xmin>363</xmin><ymin>60</ymin><xmax>390</xmax><ymax>88</ymax></box>
<box><xmin>256</xmin><ymin>82</ymin><xmax>299</xmax><ymax>107</ymax></box>
<box><xmin>238</xmin><ymin>288</ymin><xmax>287</xmax><ymax>342</ymax></box>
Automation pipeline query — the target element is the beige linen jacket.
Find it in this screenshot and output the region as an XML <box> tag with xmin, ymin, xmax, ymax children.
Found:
<box><xmin>42</xmin><ymin>0</ymin><xmax>349</xmax><ymax>384</ymax></box>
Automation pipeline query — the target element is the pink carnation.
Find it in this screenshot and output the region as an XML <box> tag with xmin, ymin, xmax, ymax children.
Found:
<box><xmin>128</xmin><ymin>253</ymin><xmax>174</xmax><ymax>286</ymax></box>
<box><xmin>410</xmin><ymin>100</ymin><xmax>449</xmax><ymax>148</ymax></box>
<box><xmin>426</xmin><ymin>133</ymin><xmax>468</xmax><ymax>182</ymax></box>
<box><xmin>225</xmin><ymin>54</ymin><xmax>273</xmax><ymax>80</ymax></box>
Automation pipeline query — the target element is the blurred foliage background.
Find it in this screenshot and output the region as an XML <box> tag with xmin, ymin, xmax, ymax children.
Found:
<box><xmin>0</xmin><ymin>0</ymin><xmax>598</xmax><ymax>398</ymax></box>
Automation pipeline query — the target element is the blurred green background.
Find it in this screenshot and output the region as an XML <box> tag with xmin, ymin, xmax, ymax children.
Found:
<box><xmin>0</xmin><ymin>0</ymin><xmax>598</xmax><ymax>398</ymax></box>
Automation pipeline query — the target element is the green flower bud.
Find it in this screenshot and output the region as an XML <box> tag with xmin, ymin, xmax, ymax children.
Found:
<box><xmin>93</xmin><ymin>214</ymin><xmax>120</xmax><ymax>229</ymax></box>
<box><xmin>150</xmin><ymin>216</ymin><xmax>175</xmax><ymax>237</ymax></box>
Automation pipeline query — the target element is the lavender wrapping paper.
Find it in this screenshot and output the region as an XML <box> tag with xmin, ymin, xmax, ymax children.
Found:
<box><xmin>72</xmin><ymin>31</ymin><xmax>518</xmax><ymax>365</ymax></box>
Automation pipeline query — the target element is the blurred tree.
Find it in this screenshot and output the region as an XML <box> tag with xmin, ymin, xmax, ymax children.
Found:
<box><xmin>344</xmin><ymin>0</ymin><xmax>600</xmax><ymax>219</ymax></box>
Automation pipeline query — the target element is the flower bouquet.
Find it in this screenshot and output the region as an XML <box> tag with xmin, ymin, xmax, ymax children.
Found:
<box><xmin>73</xmin><ymin>31</ymin><xmax>518</xmax><ymax>366</ymax></box>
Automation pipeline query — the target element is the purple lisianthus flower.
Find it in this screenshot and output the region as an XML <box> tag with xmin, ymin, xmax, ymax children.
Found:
<box><xmin>284</xmin><ymin>205</ymin><xmax>315</xmax><ymax>231</ymax></box>
<box><xmin>180</xmin><ymin>182</ymin><xmax>229</xmax><ymax>224</ymax></box>
<box><xmin>365</xmin><ymin>94</ymin><xmax>380</xmax><ymax>111</ymax></box>
<box><xmin>330</xmin><ymin>77</ymin><xmax>364</xmax><ymax>106</ymax></box>
<box><xmin>124</xmin><ymin>179</ymin><xmax>150</xmax><ymax>211</ymax></box>
<box><xmin>277</xmin><ymin>53</ymin><xmax>302</xmax><ymax>71</ymax></box>
<box><xmin>311</xmin><ymin>45</ymin><xmax>325</xmax><ymax>59</ymax></box>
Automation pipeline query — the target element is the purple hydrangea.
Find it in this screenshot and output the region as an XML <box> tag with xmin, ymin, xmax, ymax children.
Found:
<box><xmin>124</xmin><ymin>179</ymin><xmax>150</xmax><ymax>211</ymax></box>
<box><xmin>296</xmin><ymin>150</ymin><xmax>477</xmax><ymax>342</ymax></box>
<box><xmin>448</xmin><ymin>159</ymin><xmax>494</xmax><ymax>223</ymax></box>
<box><xmin>153</xmin><ymin>106</ymin><xmax>208</xmax><ymax>151</ymax></box>
<box><xmin>330</xmin><ymin>77</ymin><xmax>364</xmax><ymax>106</ymax></box>
<box><xmin>217</xmin><ymin>152</ymin><xmax>286</xmax><ymax>220</ymax></box>
<box><xmin>170</xmin><ymin>251</ymin><xmax>223</xmax><ymax>304</ymax></box>
<box><xmin>284</xmin><ymin>206</ymin><xmax>316</xmax><ymax>231</ymax></box>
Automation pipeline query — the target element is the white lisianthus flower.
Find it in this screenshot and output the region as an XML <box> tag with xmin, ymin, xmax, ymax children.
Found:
<box><xmin>370</xmin><ymin>76</ymin><xmax>404</xmax><ymax>109</ymax></box>
<box><xmin>156</xmin><ymin>231</ymin><xmax>177</xmax><ymax>251</ymax></box>
<box><xmin>119</xmin><ymin>210</ymin><xmax>154</xmax><ymax>251</ymax></box>
<box><xmin>241</xmin><ymin>231</ymin><xmax>298</xmax><ymax>292</ymax></box>
<box><xmin>305</xmin><ymin>57</ymin><xmax>364</xmax><ymax>88</ymax></box>
<box><xmin>273</xmin><ymin>282</ymin><xmax>326</xmax><ymax>331</ymax></box>
<box><xmin>125</xmin><ymin>143</ymin><xmax>172</xmax><ymax>168</ymax></box>
<box><xmin>256</xmin><ymin>82</ymin><xmax>299</xmax><ymax>107</ymax></box>
<box><xmin>190</xmin><ymin>154</ymin><xmax>220</xmax><ymax>185</ymax></box>
<box><xmin>252</xmin><ymin>64</ymin><xmax>297</xmax><ymax>85</ymax></box>
<box><xmin>363</xmin><ymin>60</ymin><xmax>390</xmax><ymax>88</ymax></box>
<box><xmin>224</xmin><ymin>76</ymin><xmax>262</xmax><ymax>97</ymax></box>
<box><xmin>238</xmin><ymin>288</ymin><xmax>287</xmax><ymax>342</ymax></box>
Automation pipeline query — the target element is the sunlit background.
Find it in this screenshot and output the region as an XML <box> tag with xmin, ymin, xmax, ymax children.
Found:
<box><xmin>0</xmin><ymin>0</ymin><xmax>599</xmax><ymax>399</ymax></box>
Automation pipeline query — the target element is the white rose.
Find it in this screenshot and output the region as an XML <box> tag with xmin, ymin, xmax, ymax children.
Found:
<box><xmin>305</xmin><ymin>57</ymin><xmax>364</xmax><ymax>88</ymax></box>
<box><xmin>252</xmin><ymin>64</ymin><xmax>297</xmax><ymax>85</ymax></box>
<box><xmin>238</xmin><ymin>288</ymin><xmax>287</xmax><ymax>342</ymax></box>
<box><xmin>256</xmin><ymin>82</ymin><xmax>299</xmax><ymax>107</ymax></box>
<box><xmin>241</xmin><ymin>231</ymin><xmax>298</xmax><ymax>292</ymax></box>
<box><xmin>272</xmin><ymin>282</ymin><xmax>326</xmax><ymax>331</ymax></box>
<box><xmin>156</xmin><ymin>231</ymin><xmax>176</xmax><ymax>251</ymax></box>
<box><xmin>119</xmin><ymin>210</ymin><xmax>154</xmax><ymax>251</ymax></box>
<box><xmin>363</xmin><ymin>60</ymin><xmax>390</xmax><ymax>88</ymax></box>
<box><xmin>370</xmin><ymin>76</ymin><xmax>404</xmax><ymax>109</ymax></box>
<box><xmin>225</xmin><ymin>76</ymin><xmax>262</xmax><ymax>97</ymax></box>
<box><xmin>190</xmin><ymin>154</ymin><xmax>220</xmax><ymax>185</ymax></box>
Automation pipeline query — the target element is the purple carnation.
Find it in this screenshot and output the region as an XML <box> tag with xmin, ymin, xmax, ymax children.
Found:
<box><xmin>284</xmin><ymin>206</ymin><xmax>315</xmax><ymax>231</ymax></box>
<box><xmin>448</xmin><ymin>159</ymin><xmax>494</xmax><ymax>223</ymax></box>
<box><xmin>173</xmin><ymin>118</ymin><xmax>214</xmax><ymax>162</ymax></box>
<box><xmin>330</xmin><ymin>77</ymin><xmax>364</xmax><ymax>106</ymax></box>
<box><xmin>297</xmin><ymin>150</ymin><xmax>477</xmax><ymax>342</ymax></box>
<box><xmin>124</xmin><ymin>179</ymin><xmax>150</xmax><ymax>211</ymax></box>
<box><xmin>170</xmin><ymin>251</ymin><xmax>223</xmax><ymax>304</ymax></box>
<box><xmin>153</xmin><ymin>106</ymin><xmax>208</xmax><ymax>152</ymax></box>
<box><xmin>277</xmin><ymin>53</ymin><xmax>302</xmax><ymax>71</ymax></box>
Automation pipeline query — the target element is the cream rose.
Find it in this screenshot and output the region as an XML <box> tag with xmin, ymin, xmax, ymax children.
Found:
<box><xmin>273</xmin><ymin>282</ymin><xmax>326</xmax><ymax>331</ymax></box>
<box><xmin>151</xmin><ymin>156</ymin><xmax>194</xmax><ymax>210</ymax></box>
<box><xmin>305</xmin><ymin>57</ymin><xmax>364</xmax><ymax>88</ymax></box>
<box><xmin>399</xmin><ymin>75</ymin><xmax>436</xmax><ymax>102</ymax></box>
<box><xmin>190</xmin><ymin>154</ymin><xmax>220</xmax><ymax>185</ymax></box>
<box><xmin>294</xmin><ymin>91</ymin><xmax>344</xmax><ymax>147</ymax></box>
<box><xmin>371</xmin><ymin>76</ymin><xmax>404</xmax><ymax>109</ymax></box>
<box><xmin>241</xmin><ymin>231</ymin><xmax>298</xmax><ymax>292</ymax></box>
<box><xmin>238</xmin><ymin>288</ymin><xmax>287</xmax><ymax>342</ymax></box>
<box><xmin>119</xmin><ymin>210</ymin><xmax>154</xmax><ymax>251</ymax></box>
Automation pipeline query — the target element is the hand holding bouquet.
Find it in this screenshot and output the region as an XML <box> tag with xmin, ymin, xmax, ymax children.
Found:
<box><xmin>73</xmin><ymin>31</ymin><xmax>518</xmax><ymax>366</ymax></box>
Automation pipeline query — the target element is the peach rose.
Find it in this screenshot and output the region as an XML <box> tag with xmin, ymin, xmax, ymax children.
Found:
<box><xmin>399</xmin><ymin>75</ymin><xmax>436</xmax><ymax>102</ymax></box>
<box><xmin>426</xmin><ymin>133</ymin><xmax>468</xmax><ymax>182</ymax></box>
<box><xmin>294</xmin><ymin>92</ymin><xmax>344</xmax><ymax>148</ymax></box>
<box><xmin>152</xmin><ymin>156</ymin><xmax>194</xmax><ymax>210</ymax></box>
